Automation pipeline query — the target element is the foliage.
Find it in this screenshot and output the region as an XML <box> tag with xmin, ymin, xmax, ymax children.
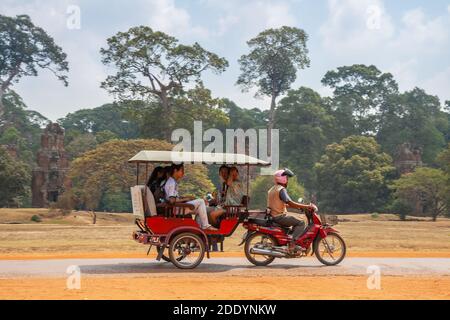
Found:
<box><xmin>390</xmin><ymin>168</ymin><xmax>449</xmax><ymax>220</ymax></box>
<box><xmin>0</xmin><ymin>14</ymin><xmax>68</xmax><ymax>118</ymax></box>
<box><xmin>65</xmin><ymin>139</ymin><xmax>214</xmax><ymax>212</ymax></box>
<box><xmin>221</xmin><ymin>98</ymin><xmax>267</xmax><ymax>130</ymax></box>
<box><xmin>249</xmin><ymin>175</ymin><xmax>305</xmax><ymax>210</ymax></box>
<box><xmin>30</xmin><ymin>215</ymin><xmax>42</xmax><ymax>223</ymax></box>
<box><xmin>0</xmin><ymin>146</ymin><xmax>30</xmax><ymax>207</ymax></box>
<box><xmin>100</xmin><ymin>26</ymin><xmax>228</xmax><ymax>139</ymax></box>
<box><xmin>315</xmin><ymin>136</ymin><xmax>395</xmax><ymax>213</ymax></box>
<box><xmin>437</xmin><ymin>144</ymin><xmax>450</xmax><ymax>216</ymax></box>
<box><xmin>0</xmin><ymin>91</ymin><xmax>48</xmax><ymax>164</ymax></box>
<box><xmin>377</xmin><ymin>88</ymin><xmax>448</xmax><ymax>164</ymax></box>
<box><xmin>58</xmin><ymin>103</ymin><xmax>141</xmax><ymax>143</ymax></box>
<box><xmin>237</xmin><ymin>26</ymin><xmax>310</xmax><ymax>132</ymax></box>
<box><xmin>276</xmin><ymin>87</ymin><xmax>336</xmax><ymax>191</ymax></box>
<box><xmin>322</xmin><ymin>64</ymin><xmax>399</xmax><ymax>135</ymax></box>
<box><xmin>65</xmin><ymin>133</ymin><xmax>98</xmax><ymax>159</ymax></box>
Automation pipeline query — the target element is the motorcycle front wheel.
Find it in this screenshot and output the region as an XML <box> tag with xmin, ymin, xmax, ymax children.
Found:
<box><xmin>314</xmin><ymin>232</ymin><xmax>346</xmax><ymax>266</ymax></box>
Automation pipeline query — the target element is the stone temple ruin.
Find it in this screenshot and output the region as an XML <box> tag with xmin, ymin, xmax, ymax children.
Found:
<box><xmin>394</xmin><ymin>142</ymin><xmax>423</xmax><ymax>175</ymax></box>
<box><xmin>31</xmin><ymin>123</ymin><xmax>69</xmax><ymax>208</ymax></box>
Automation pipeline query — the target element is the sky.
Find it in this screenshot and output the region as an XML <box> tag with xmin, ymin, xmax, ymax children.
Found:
<box><xmin>1</xmin><ymin>0</ymin><xmax>450</xmax><ymax>121</ymax></box>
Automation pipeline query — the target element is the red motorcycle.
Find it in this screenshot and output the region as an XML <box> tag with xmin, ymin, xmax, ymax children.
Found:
<box><xmin>241</xmin><ymin>207</ymin><xmax>346</xmax><ymax>266</ymax></box>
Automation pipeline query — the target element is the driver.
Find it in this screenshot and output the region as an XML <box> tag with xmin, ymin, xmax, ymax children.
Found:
<box><xmin>268</xmin><ymin>169</ymin><xmax>317</xmax><ymax>254</ymax></box>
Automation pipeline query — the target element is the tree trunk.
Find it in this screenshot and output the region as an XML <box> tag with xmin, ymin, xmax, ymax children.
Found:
<box><xmin>267</xmin><ymin>94</ymin><xmax>277</xmax><ymax>156</ymax></box>
<box><xmin>0</xmin><ymin>88</ymin><xmax>5</xmax><ymax>122</ymax></box>
<box><xmin>160</xmin><ymin>90</ymin><xmax>173</xmax><ymax>141</ymax></box>
<box><xmin>92</xmin><ymin>210</ymin><xmax>97</xmax><ymax>225</ymax></box>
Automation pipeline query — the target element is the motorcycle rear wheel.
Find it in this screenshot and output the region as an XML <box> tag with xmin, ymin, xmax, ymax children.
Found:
<box><xmin>244</xmin><ymin>233</ymin><xmax>277</xmax><ymax>266</ymax></box>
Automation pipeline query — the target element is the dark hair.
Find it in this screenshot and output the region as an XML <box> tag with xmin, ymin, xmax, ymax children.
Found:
<box><xmin>169</xmin><ymin>163</ymin><xmax>184</xmax><ymax>176</ymax></box>
<box><xmin>230</xmin><ymin>166</ymin><xmax>239</xmax><ymax>173</ymax></box>
<box><xmin>146</xmin><ymin>166</ymin><xmax>164</xmax><ymax>188</ymax></box>
<box><xmin>219</xmin><ymin>165</ymin><xmax>229</xmax><ymax>172</ymax></box>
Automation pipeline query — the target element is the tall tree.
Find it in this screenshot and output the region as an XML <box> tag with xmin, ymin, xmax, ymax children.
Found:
<box><xmin>322</xmin><ymin>64</ymin><xmax>398</xmax><ymax>135</ymax></box>
<box><xmin>236</xmin><ymin>26</ymin><xmax>310</xmax><ymax>149</ymax></box>
<box><xmin>0</xmin><ymin>14</ymin><xmax>68</xmax><ymax>120</ymax></box>
<box><xmin>100</xmin><ymin>26</ymin><xmax>228</xmax><ymax>140</ymax></box>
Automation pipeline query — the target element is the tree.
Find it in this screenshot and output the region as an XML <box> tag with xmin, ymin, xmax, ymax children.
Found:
<box><xmin>236</xmin><ymin>26</ymin><xmax>310</xmax><ymax>149</ymax></box>
<box><xmin>249</xmin><ymin>175</ymin><xmax>304</xmax><ymax>210</ymax></box>
<box><xmin>391</xmin><ymin>168</ymin><xmax>449</xmax><ymax>221</ymax></box>
<box><xmin>65</xmin><ymin>139</ymin><xmax>214</xmax><ymax>212</ymax></box>
<box><xmin>65</xmin><ymin>133</ymin><xmax>98</xmax><ymax>159</ymax></box>
<box><xmin>322</xmin><ymin>64</ymin><xmax>399</xmax><ymax>135</ymax></box>
<box><xmin>0</xmin><ymin>14</ymin><xmax>68</xmax><ymax>119</ymax></box>
<box><xmin>0</xmin><ymin>91</ymin><xmax>47</xmax><ymax>165</ymax></box>
<box><xmin>437</xmin><ymin>144</ymin><xmax>450</xmax><ymax>215</ymax></box>
<box><xmin>377</xmin><ymin>88</ymin><xmax>447</xmax><ymax>164</ymax></box>
<box><xmin>0</xmin><ymin>147</ymin><xmax>30</xmax><ymax>207</ymax></box>
<box><xmin>314</xmin><ymin>136</ymin><xmax>395</xmax><ymax>213</ymax></box>
<box><xmin>276</xmin><ymin>87</ymin><xmax>336</xmax><ymax>191</ymax></box>
<box><xmin>58</xmin><ymin>102</ymin><xmax>141</xmax><ymax>142</ymax></box>
<box><xmin>100</xmin><ymin>26</ymin><xmax>228</xmax><ymax>140</ymax></box>
<box><xmin>221</xmin><ymin>99</ymin><xmax>268</xmax><ymax>130</ymax></box>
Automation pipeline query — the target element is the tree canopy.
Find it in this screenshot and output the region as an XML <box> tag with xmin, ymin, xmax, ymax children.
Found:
<box><xmin>100</xmin><ymin>26</ymin><xmax>228</xmax><ymax>140</ymax></box>
<box><xmin>315</xmin><ymin>136</ymin><xmax>395</xmax><ymax>213</ymax></box>
<box><xmin>0</xmin><ymin>146</ymin><xmax>30</xmax><ymax>207</ymax></box>
<box><xmin>237</xmin><ymin>26</ymin><xmax>310</xmax><ymax>137</ymax></box>
<box><xmin>391</xmin><ymin>168</ymin><xmax>449</xmax><ymax>220</ymax></box>
<box><xmin>0</xmin><ymin>14</ymin><xmax>68</xmax><ymax>119</ymax></box>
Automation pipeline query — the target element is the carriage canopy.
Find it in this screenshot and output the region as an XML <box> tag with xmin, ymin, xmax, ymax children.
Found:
<box><xmin>128</xmin><ymin>150</ymin><xmax>271</xmax><ymax>167</ymax></box>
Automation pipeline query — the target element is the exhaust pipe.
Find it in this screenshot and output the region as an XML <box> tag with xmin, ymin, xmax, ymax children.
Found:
<box><xmin>250</xmin><ymin>247</ymin><xmax>286</xmax><ymax>258</ymax></box>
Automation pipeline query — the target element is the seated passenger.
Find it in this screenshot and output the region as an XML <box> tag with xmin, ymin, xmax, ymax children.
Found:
<box><xmin>164</xmin><ymin>164</ymin><xmax>218</xmax><ymax>231</ymax></box>
<box><xmin>146</xmin><ymin>166</ymin><xmax>165</xmax><ymax>194</ymax></box>
<box><xmin>208</xmin><ymin>165</ymin><xmax>229</xmax><ymax>226</ymax></box>
<box><xmin>224</xmin><ymin>167</ymin><xmax>245</xmax><ymax>206</ymax></box>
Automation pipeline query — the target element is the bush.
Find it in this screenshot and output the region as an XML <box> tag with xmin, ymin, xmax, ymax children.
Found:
<box><xmin>30</xmin><ymin>215</ymin><xmax>42</xmax><ymax>223</ymax></box>
<box><xmin>371</xmin><ymin>212</ymin><xmax>379</xmax><ymax>219</ymax></box>
<box><xmin>389</xmin><ymin>199</ymin><xmax>412</xmax><ymax>221</ymax></box>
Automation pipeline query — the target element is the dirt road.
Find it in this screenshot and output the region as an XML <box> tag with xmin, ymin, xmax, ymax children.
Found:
<box><xmin>0</xmin><ymin>257</ymin><xmax>449</xmax><ymax>299</ymax></box>
<box><xmin>0</xmin><ymin>257</ymin><xmax>449</xmax><ymax>278</ymax></box>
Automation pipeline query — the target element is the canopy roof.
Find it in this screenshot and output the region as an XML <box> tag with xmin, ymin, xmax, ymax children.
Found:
<box><xmin>128</xmin><ymin>150</ymin><xmax>271</xmax><ymax>167</ymax></box>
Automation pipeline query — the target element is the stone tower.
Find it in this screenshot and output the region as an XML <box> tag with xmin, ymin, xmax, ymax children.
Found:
<box><xmin>31</xmin><ymin>123</ymin><xmax>69</xmax><ymax>208</ymax></box>
<box><xmin>394</xmin><ymin>142</ymin><xmax>423</xmax><ymax>175</ymax></box>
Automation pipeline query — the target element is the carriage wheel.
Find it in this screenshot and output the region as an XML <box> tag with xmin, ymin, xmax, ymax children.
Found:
<box><xmin>169</xmin><ymin>233</ymin><xmax>205</xmax><ymax>269</ymax></box>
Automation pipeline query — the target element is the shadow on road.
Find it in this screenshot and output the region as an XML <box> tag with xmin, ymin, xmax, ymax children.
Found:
<box><xmin>80</xmin><ymin>261</ymin><xmax>328</xmax><ymax>275</ymax></box>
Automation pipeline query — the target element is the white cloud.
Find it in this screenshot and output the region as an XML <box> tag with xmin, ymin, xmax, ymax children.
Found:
<box><xmin>202</xmin><ymin>0</ymin><xmax>298</xmax><ymax>39</ymax></box>
<box><xmin>144</xmin><ymin>0</ymin><xmax>209</xmax><ymax>39</ymax></box>
<box><xmin>319</xmin><ymin>0</ymin><xmax>450</xmax><ymax>104</ymax></box>
<box><xmin>319</xmin><ymin>0</ymin><xmax>395</xmax><ymax>56</ymax></box>
<box><xmin>422</xmin><ymin>66</ymin><xmax>450</xmax><ymax>103</ymax></box>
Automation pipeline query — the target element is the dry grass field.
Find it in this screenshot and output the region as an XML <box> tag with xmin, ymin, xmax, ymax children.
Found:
<box><xmin>0</xmin><ymin>208</ymin><xmax>449</xmax><ymax>258</ymax></box>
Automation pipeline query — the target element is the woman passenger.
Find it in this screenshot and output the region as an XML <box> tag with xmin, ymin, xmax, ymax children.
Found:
<box><xmin>146</xmin><ymin>166</ymin><xmax>165</xmax><ymax>194</ymax></box>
